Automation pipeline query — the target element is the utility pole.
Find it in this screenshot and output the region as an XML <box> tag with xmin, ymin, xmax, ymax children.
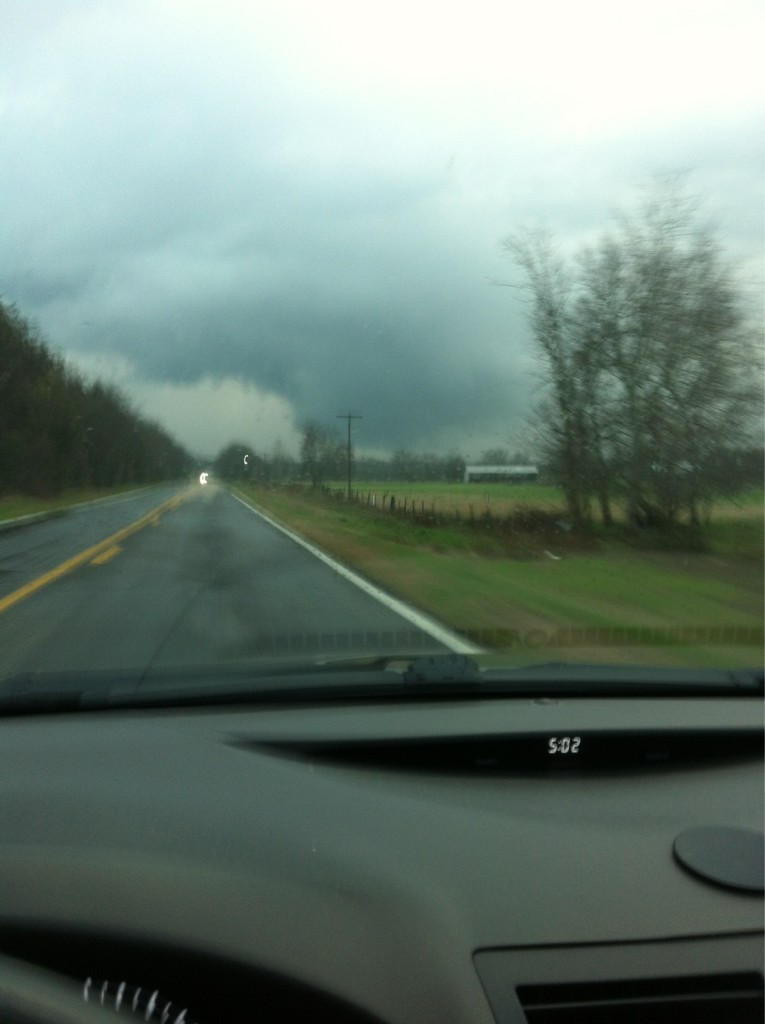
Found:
<box><xmin>337</xmin><ymin>413</ymin><xmax>362</xmax><ymax>500</ymax></box>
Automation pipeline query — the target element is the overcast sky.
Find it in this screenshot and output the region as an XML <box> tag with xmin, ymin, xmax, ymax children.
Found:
<box><xmin>2</xmin><ymin>0</ymin><xmax>762</xmax><ymax>460</ymax></box>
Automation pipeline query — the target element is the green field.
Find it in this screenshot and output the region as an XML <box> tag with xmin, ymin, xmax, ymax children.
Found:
<box><xmin>326</xmin><ymin>479</ymin><xmax>764</xmax><ymax>534</ymax></box>
<box><xmin>325</xmin><ymin>480</ymin><xmax>567</xmax><ymax>515</ymax></box>
<box><xmin>237</xmin><ymin>482</ymin><xmax>764</xmax><ymax>668</ymax></box>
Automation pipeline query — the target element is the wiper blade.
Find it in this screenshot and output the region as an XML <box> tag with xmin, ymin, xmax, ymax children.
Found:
<box><xmin>479</xmin><ymin>663</ymin><xmax>764</xmax><ymax>696</ymax></box>
<box><xmin>318</xmin><ymin>652</ymin><xmax>482</xmax><ymax>687</ymax></box>
<box><xmin>0</xmin><ymin>660</ymin><xmax>760</xmax><ymax>715</ymax></box>
<box><xmin>403</xmin><ymin>653</ymin><xmax>482</xmax><ymax>686</ymax></box>
<box><xmin>0</xmin><ymin>669</ymin><xmax>142</xmax><ymax>714</ymax></box>
<box><xmin>319</xmin><ymin>656</ymin><xmax>763</xmax><ymax>694</ymax></box>
<box><xmin>0</xmin><ymin>662</ymin><xmax>406</xmax><ymax>714</ymax></box>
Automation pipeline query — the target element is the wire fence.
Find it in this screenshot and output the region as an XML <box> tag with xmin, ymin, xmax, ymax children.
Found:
<box><xmin>319</xmin><ymin>485</ymin><xmax>571</xmax><ymax>534</ymax></box>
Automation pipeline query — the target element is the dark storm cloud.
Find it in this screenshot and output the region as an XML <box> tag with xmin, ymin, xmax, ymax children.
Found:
<box><xmin>46</xmin><ymin>192</ymin><xmax>528</xmax><ymax>451</ymax></box>
<box><xmin>1</xmin><ymin>0</ymin><xmax>762</xmax><ymax>455</ymax></box>
<box><xmin>2</xmin><ymin>12</ymin><xmax>529</xmax><ymax>453</ymax></box>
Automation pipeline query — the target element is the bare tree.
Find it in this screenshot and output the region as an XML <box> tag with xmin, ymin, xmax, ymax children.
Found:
<box><xmin>299</xmin><ymin>421</ymin><xmax>344</xmax><ymax>487</ymax></box>
<box><xmin>505</xmin><ymin>230</ymin><xmax>594</xmax><ymax>526</ymax></box>
<box><xmin>505</xmin><ymin>183</ymin><xmax>762</xmax><ymax>527</ymax></box>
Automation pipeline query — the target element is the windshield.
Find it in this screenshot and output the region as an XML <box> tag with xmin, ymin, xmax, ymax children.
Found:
<box><xmin>0</xmin><ymin>0</ymin><xmax>762</xmax><ymax>688</ymax></box>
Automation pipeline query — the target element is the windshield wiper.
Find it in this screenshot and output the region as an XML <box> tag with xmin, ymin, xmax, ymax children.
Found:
<box><xmin>480</xmin><ymin>662</ymin><xmax>764</xmax><ymax>695</ymax></box>
<box><xmin>317</xmin><ymin>652</ymin><xmax>482</xmax><ymax>686</ymax></box>
<box><xmin>0</xmin><ymin>658</ymin><xmax>761</xmax><ymax>715</ymax></box>
<box><xmin>315</xmin><ymin>655</ymin><xmax>763</xmax><ymax>695</ymax></box>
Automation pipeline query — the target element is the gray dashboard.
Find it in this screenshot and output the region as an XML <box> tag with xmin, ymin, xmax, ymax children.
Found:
<box><xmin>0</xmin><ymin>695</ymin><xmax>762</xmax><ymax>1022</ymax></box>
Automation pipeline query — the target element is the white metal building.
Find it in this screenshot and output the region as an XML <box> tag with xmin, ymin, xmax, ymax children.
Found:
<box><xmin>463</xmin><ymin>464</ymin><xmax>539</xmax><ymax>483</ymax></box>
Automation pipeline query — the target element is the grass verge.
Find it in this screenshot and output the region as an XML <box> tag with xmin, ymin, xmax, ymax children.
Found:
<box><xmin>0</xmin><ymin>484</ymin><xmax>153</xmax><ymax>523</ymax></box>
<box><xmin>237</xmin><ymin>483</ymin><xmax>763</xmax><ymax>669</ymax></box>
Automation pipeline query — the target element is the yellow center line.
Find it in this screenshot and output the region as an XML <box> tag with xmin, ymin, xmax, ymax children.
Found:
<box><xmin>90</xmin><ymin>544</ymin><xmax>122</xmax><ymax>565</ymax></box>
<box><xmin>0</xmin><ymin>489</ymin><xmax>190</xmax><ymax>617</ymax></box>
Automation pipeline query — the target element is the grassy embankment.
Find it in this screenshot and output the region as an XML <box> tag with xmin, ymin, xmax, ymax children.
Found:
<box><xmin>0</xmin><ymin>483</ymin><xmax>153</xmax><ymax>523</ymax></box>
<box><xmin>236</xmin><ymin>481</ymin><xmax>764</xmax><ymax>668</ymax></box>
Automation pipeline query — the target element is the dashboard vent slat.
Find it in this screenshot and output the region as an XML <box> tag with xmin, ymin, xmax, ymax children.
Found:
<box><xmin>517</xmin><ymin>972</ymin><xmax>764</xmax><ymax>1023</ymax></box>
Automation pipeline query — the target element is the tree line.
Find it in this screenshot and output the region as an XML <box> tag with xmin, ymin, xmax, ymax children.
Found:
<box><xmin>0</xmin><ymin>301</ymin><xmax>192</xmax><ymax>497</ymax></box>
<box><xmin>213</xmin><ymin>426</ymin><xmax>481</xmax><ymax>486</ymax></box>
<box><xmin>507</xmin><ymin>183</ymin><xmax>763</xmax><ymax>527</ymax></box>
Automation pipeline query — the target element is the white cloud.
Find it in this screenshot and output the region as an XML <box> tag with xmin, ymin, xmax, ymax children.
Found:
<box><xmin>135</xmin><ymin>377</ymin><xmax>301</xmax><ymax>459</ymax></box>
<box><xmin>168</xmin><ymin>0</ymin><xmax>764</xmax><ymax>134</ymax></box>
<box><xmin>63</xmin><ymin>349</ymin><xmax>301</xmax><ymax>457</ymax></box>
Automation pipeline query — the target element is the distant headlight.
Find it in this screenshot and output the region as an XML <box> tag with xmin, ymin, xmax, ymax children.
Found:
<box><xmin>199</xmin><ymin>472</ymin><xmax>209</xmax><ymax>485</ymax></box>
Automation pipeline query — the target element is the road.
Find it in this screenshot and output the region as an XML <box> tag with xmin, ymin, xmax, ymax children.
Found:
<box><xmin>0</xmin><ymin>483</ymin><xmax>459</xmax><ymax>681</ymax></box>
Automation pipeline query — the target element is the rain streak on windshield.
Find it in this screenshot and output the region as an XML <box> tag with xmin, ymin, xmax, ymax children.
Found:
<box><xmin>0</xmin><ymin>0</ymin><xmax>762</xmax><ymax>682</ymax></box>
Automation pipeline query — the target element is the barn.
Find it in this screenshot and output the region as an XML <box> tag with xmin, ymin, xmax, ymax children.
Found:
<box><xmin>463</xmin><ymin>464</ymin><xmax>539</xmax><ymax>483</ymax></box>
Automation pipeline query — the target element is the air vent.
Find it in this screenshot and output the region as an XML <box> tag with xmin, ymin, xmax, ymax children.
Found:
<box><xmin>516</xmin><ymin>972</ymin><xmax>764</xmax><ymax>1023</ymax></box>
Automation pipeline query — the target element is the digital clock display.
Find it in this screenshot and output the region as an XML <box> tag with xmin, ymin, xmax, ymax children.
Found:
<box><xmin>547</xmin><ymin>736</ymin><xmax>581</xmax><ymax>755</ymax></box>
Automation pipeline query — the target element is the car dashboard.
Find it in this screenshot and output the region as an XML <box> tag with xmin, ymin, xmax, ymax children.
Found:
<box><xmin>0</xmin><ymin>688</ymin><xmax>763</xmax><ymax>1023</ymax></box>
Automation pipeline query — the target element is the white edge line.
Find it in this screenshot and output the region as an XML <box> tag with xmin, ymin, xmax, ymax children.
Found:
<box><xmin>229</xmin><ymin>489</ymin><xmax>481</xmax><ymax>655</ymax></box>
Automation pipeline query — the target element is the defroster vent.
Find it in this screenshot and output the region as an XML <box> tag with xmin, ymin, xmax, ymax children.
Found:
<box><xmin>516</xmin><ymin>972</ymin><xmax>764</xmax><ymax>1023</ymax></box>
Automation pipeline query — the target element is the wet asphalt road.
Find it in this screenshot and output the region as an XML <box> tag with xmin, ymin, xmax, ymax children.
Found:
<box><xmin>0</xmin><ymin>483</ymin><xmax>448</xmax><ymax>680</ymax></box>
